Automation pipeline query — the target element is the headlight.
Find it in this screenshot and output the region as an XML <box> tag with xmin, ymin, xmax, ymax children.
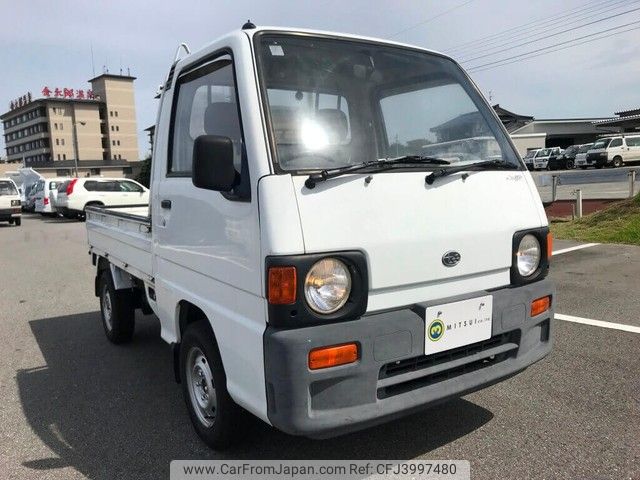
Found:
<box><xmin>304</xmin><ymin>258</ymin><xmax>351</xmax><ymax>313</ymax></box>
<box><xmin>516</xmin><ymin>234</ymin><xmax>541</xmax><ymax>277</ymax></box>
<box><xmin>11</xmin><ymin>200</ymin><xmax>21</xmax><ymax>206</ymax></box>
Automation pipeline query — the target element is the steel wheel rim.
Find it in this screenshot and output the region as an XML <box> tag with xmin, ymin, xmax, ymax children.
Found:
<box><xmin>102</xmin><ymin>286</ymin><xmax>113</xmax><ymax>331</ymax></box>
<box><xmin>186</xmin><ymin>346</ymin><xmax>217</xmax><ymax>428</ymax></box>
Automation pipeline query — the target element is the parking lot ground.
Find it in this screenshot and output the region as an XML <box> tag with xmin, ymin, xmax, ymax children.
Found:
<box><xmin>0</xmin><ymin>215</ymin><xmax>638</xmax><ymax>480</ymax></box>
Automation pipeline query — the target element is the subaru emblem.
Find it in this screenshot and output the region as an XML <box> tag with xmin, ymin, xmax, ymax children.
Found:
<box><xmin>442</xmin><ymin>251</ymin><xmax>461</xmax><ymax>267</ymax></box>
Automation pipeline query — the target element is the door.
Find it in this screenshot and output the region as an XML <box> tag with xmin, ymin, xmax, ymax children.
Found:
<box><xmin>608</xmin><ymin>137</ymin><xmax>624</xmax><ymax>162</ymax></box>
<box><xmin>153</xmin><ymin>51</ymin><xmax>265</xmax><ymax>415</ymax></box>
<box><xmin>626</xmin><ymin>136</ymin><xmax>640</xmax><ymax>161</ymax></box>
<box><xmin>117</xmin><ymin>180</ymin><xmax>147</xmax><ymax>204</ymax></box>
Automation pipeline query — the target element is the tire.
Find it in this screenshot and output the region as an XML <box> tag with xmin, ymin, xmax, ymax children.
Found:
<box><xmin>14</xmin><ymin>218</ymin><xmax>21</xmax><ymax>226</ymax></box>
<box><xmin>566</xmin><ymin>159</ymin><xmax>574</xmax><ymax>169</ymax></box>
<box><xmin>98</xmin><ymin>271</ymin><xmax>135</xmax><ymax>344</ymax></box>
<box><xmin>612</xmin><ymin>156</ymin><xmax>623</xmax><ymax>168</ymax></box>
<box><xmin>179</xmin><ymin>321</ymin><xmax>248</xmax><ymax>450</ymax></box>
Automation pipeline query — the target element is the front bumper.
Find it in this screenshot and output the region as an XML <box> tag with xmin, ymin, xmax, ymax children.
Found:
<box><xmin>0</xmin><ymin>208</ymin><xmax>22</xmax><ymax>220</ymax></box>
<box><xmin>264</xmin><ymin>278</ymin><xmax>554</xmax><ymax>438</ymax></box>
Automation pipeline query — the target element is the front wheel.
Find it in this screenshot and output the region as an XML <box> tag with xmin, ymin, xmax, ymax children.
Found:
<box><xmin>14</xmin><ymin>218</ymin><xmax>21</xmax><ymax>226</ymax></box>
<box><xmin>179</xmin><ymin>321</ymin><xmax>248</xmax><ymax>450</ymax></box>
<box><xmin>98</xmin><ymin>271</ymin><xmax>135</xmax><ymax>343</ymax></box>
<box><xmin>612</xmin><ymin>156</ymin><xmax>623</xmax><ymax>168</ymax></box>
<box><xmin>566</xmin><ymin>159</ymin><xmax>574</xmax><ymax>169</ymax></box>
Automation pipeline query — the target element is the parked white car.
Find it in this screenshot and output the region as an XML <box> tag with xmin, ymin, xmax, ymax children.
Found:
<box><xmin>522</xmin><ymin>149</ymin><xmax>540</xmax><ymax>170</ymax></box>
<box><xmin>56</xmin><ymin>178</ymin><xmax>149</xmax><ymax>220</ymax></box>
<box><xmin>533</xmin><ymin>147</ymin><xmax>563</xmax><ymax>170</ymax></box>
<box><xmin>34</xmin><ymin>178</ymin><xmax>66</xmax><ymax>215</ymax></box>
<box><xmin>85</xmin><ymin>27</ymin><xmax>554</xmax><ymax>449</ymax></box>
<box><xmin>574</xmin><ymin>143</ymin><xmax>594</xmax><ymax>169</ymax></box>
<box><xmin>0</xmin><ymin>178</ymin><xmax>22</xmax><ymax>226</ymax></box>
<box><xmin>586</xmin><ymin>135</ymin><xmax>640</xmax><ymax>168</ymax></box>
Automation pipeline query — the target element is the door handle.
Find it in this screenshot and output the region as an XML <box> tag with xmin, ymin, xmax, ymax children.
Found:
<box><xmin>161</xmin><ymin>199</ymin><xmax>172</xmax><ymax>209</ymax></box>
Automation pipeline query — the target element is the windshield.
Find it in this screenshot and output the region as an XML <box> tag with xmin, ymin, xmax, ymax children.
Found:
<box><xmin>536</xmin><ymin>149</ymin><xmax>551</xmax><ymax>157</ymax></box>
<box><xmin>578</xmin><ymin>144</ymin><xmax>593</xmax><ymax>153</ymax></box>
<box><xmin>0</xmin><ymin>180</ymin><xmax>18</xmax><ymax>196</ymax></box>
<box><xmin>564</xmin><ymin>146</ymin><xmax>578</xmax><ymax>155</ymax></box>
<box><xmin>593</xmin><ymin>139</ymin><xmax>612</xmax><ymax>149</ymax></box>
<box><xmin>256</xmin><ymin>34</ymin><xmax>519</xmax><ymax>171</ymax></box>
<box><xmin>523</xmin><ymin>150</ymin><xmax>538</xmax><ymax>159</ymax></box>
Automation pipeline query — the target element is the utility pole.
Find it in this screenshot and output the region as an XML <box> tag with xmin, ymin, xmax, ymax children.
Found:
<box><xmin>71</xmin><ymin>106</ymin><xmax>86</xmax><ymax>178</ymax></box>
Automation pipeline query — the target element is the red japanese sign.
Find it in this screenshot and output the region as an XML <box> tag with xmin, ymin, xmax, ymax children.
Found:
<box><xmin>41</xmin><ymin>86</ymin><xmax>95</xmax><ymax>100</ymax></box>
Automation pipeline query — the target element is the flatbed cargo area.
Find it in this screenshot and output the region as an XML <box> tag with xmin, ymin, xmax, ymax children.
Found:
<box><xmin>86</xmin><ymin>204</ymin><xmax>153</xmax><ymax>282</ymax></box>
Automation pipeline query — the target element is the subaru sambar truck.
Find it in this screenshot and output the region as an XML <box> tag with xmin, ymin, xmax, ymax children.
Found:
<box><xmin>85</xmin><ymin>25</ymin><xmax>554</xmax><ymax>449</ymax></box>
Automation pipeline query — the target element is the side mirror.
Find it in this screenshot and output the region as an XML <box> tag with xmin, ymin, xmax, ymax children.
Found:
<box><xmin>192</xmin><ymin>135</ymin><xmax>237</xmax><ymax>191</ymax></box>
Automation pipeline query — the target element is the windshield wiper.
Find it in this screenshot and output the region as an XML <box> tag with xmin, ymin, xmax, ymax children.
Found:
<box><xmin>305</xmin><ymin>156</ymin><xmax>450</xmax><ymax>189</ymax></box>
<box><xmin>425</xmin><ymin>159</ymin><xmax>517</xmax><ymax>185</ymax></box>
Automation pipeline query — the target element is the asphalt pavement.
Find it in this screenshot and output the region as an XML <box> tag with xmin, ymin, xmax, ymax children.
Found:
<box><xmin>0</xmin><ymin>215</ymin><xmax>638</xmax><ymax>480</ymax></box>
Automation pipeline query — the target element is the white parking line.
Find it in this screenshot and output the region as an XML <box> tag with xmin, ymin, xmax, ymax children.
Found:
<box><xmin>555</xmin><ymin>313</ymin><xmax>640</xmax><ymax>334</ymax></box>
<box><xmin>552</xmin><ymin>243</ymin><xmax>600</xmax><ymax>255</ymax></box>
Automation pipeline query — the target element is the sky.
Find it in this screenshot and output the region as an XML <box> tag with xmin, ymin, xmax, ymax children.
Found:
<box><xmin>1</xmin><ymin>0</ymin><xmax>639</xmax><ymax>159</ymax></box>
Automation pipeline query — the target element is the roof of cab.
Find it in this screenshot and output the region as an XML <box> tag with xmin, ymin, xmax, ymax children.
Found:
<box><xmin>181</xmin><ymin>25</ymin><xmax>449</xmax><ymax>67</ymax></box>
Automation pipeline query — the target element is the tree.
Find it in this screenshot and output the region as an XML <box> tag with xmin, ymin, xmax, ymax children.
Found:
<box><xmin>136</xmin><ymin>154</ymin><xmax>152</xmax><ymax>188</ymax></box>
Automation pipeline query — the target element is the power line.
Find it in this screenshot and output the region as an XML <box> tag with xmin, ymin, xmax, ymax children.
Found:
<box><xmin>447</xmin><ymin>0</ymin><xmax>626</xmax><ymax>54</ymax></box>
<box><xmin>456</xmin><ymin>0</ymin><xmax>640</xmax><ymax>60</ymax></box>
<box><xmin>466</xmin><ymin>19</ymin><xmax>640</xmax><ymax>72</ymax></box>
<box><xmin>391</xmin><ymin>0</ymin><xmax>475</xmax><ymax>38</ymax></box>
<box><xmin>468</xmin><ymin>24</ymin><xmax>640</xmax><ymax>73</ymax></box>
<box><xmin>460</xmin><ymin>4</ymin><xmax>640</xmax><ymax>64</ymax></box>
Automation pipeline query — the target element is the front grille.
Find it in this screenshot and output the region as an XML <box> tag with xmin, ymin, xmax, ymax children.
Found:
<box><xmin>377</xmin><ymin>331</ymin><xmax>520</xmax><ymax>399</ymax></box>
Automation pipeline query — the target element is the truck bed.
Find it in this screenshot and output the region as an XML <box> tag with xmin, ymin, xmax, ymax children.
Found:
<box><xmin>86</xmin><ymin>204</ymin><xmax>153</xmax><ymax>283</ymax></box>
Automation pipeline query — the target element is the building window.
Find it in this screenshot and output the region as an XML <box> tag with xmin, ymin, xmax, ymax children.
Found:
<box><xmin>60</xmin><ymin>123</ymin><xmax>63</xmax><ymax>130</ymax></box>
<box><xmin>111</xmin><ymin>125</ymin><xmax>114</xmax><ymax>131</ymax></box>
<box><xmin>56</xmin><ymin>139</ymin><xmax>59</xmax><ymax>145</ymax></box>
<box><xmin>60</xmin><ymin>139</ymin><xmax>65</xmax><ymax>146</ymax></box>
<box><xmin>110</xmin><ymin>111</ymin><xmax>113</xmax><ymax>117</ymax></box>
<box><xmin>115</xmin><ymin>111</ymin><xmax>118</xmax><ymax>117</ymax></box>
<box><xmin>90</xmin><ymin>168</ymin><xmax>101</xmax><ymax>175</ymax></box>
<box><xmin>112</xmin><ymin>140</ymin><xmax>116</xmax><ymax>146</ymax></box>
<box><xmin>123</xmin><ymin>166</ymin><xmax>132</xmax><ymax>174</ymax></box>
<box><xmin>116</xmin><ymin>125</ymin><xmax>119</xmax><ymax>131</ymax></box>
<box><xmin>55</xmin><ymin>123</ymin><xmax>58</xmax><ymax>130</ymax></box>
<box><xmin>117</xmin><ymin>140</ymin><xmax>120</xmax><ymax>146</ymax></box>
<box><xmin>118</xmin><ymin>154</ymin><xmax>122</xmax><ymax>160</ymax></box>
<box><xmin>63</xmin><ymin>154</ymin><xmax>66</xmax><ymax>160</ymax></box>
<box><xmin>56</xmin><ymin>169</ymin><xmax>71</xmax><ymax>176</ymax></box>
<box><xmin>57</xmin><ymin>154</ymin><xmax>61</xmax><ymax>160</ymax></box>
<box><xmin>113</xmin><ymin>155</ymin><xmax>117</xmax><ymax>160</ymax></box>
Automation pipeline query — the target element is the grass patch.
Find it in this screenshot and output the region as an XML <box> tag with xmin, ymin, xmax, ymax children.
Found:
<box><xmin>550</xmin><ymin>193</ymin><xmax>640</xmax><ymax>245</ymax></box>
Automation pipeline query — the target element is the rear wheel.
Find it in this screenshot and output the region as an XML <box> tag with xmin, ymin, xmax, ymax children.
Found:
<box><xmin>14</xmin><ymin>218</ymin><xmax>21</xmax><ymax>226</ymax></box>
<box><xmin>566</xmin><ymin>159</ymin><xmax>574</xmax><ymax>169</ymax></box>
<box><xmin>180</xmin><ymin>321</ymin><xmax>248</xmax><ymax>450</ymax></box>
<box><xmin>98</xmin><ymin>271</ymin><xmax>135</xmax><ymax>344</ymax></box>
<box><xmin>612</xmin><ymin>156</ymin><xmax>623</xmax><ymax>168</ymax></box>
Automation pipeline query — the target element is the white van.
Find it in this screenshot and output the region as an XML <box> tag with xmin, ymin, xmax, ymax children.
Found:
<box><xmin>85</xmin><ymin>27</ymin><xmax>554</xmax><ymax>449</ymax></box>
<box><xmin>586</xmin><ymin>135</ymin><xmax>640</xmax><ymax>168</ymax></box>
<box><xmin>522</xmin><ymin>149</ymin><xmax>540</xmax><ymax>170</ymax></box>
<box><xmin>34</xmin><ymin>178</ymin><xmax>66</xmax><ymax>215</ymax></box>
<box><xmin>574</xmin><ymin>143</ymin><xmax>594</xmax><ymax>169</ymax></box>
<box><xmin>0</xmin><ymin>178</ymin><xmax>22</xmax><ymax>226</ymax></box>
<box><xmin>56</xmin><ymin>178</ymin><xmax>149</xmax><ymax>220</ymax></box>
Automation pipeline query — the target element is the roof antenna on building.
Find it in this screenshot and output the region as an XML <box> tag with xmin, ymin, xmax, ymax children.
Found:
<box><xmin>90</xmin><ymin>41</ymin><xmax>96</xmax><ymax>77</ymax></box>
<box><xmin>127</xmin><ymin>67</ymin><xmax>130</xmax><ymax>76</ymax></box>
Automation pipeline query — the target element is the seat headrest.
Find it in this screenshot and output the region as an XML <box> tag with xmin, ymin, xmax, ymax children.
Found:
<box><xmin>204</xmin><ymin>102</ymin><xmax>240</xmax><ymax>138</ymax></box>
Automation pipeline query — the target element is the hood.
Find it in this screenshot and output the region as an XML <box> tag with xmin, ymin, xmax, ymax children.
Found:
<box><xmin>291</xmin><ymin>170</ymin><xmax>545</xmax><ymax>311</ymax></box>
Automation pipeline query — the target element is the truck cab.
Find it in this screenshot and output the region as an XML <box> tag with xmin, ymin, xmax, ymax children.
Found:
<box><xmin>0</xmin><ymin>178</ymin><xmax>22</xmax><ymax>226</ymax></box>
<box><xmin>86</xmin><ymin>26</ymin><xmax>554</xmax><ymax>449</ymax></box>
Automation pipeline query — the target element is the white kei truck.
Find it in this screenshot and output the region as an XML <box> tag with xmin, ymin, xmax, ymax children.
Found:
<box><xmin>86</xmin><ymin>25</ymin><xmax>555</xmax><ymax>449</ymax></box>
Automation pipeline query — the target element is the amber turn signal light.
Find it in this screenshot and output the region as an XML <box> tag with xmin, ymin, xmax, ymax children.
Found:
<box><xmin>268</xmin><ymin>266</ymin><xmax>297</xmax><ymax>304</ymax></box>
<box><xmin>308</xmin><ymin>343</ymin><xmax>358</xmax><ymax>370</ymax></box>
<box><xmin>531</xmin><ymin>296</ymin><xmax>551</xmax><ymax>317</ymax></box>
<box><xmin>547</xmin><ymin>232</ymin><xmax>553</xmax><ymax>259</ymax></box>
